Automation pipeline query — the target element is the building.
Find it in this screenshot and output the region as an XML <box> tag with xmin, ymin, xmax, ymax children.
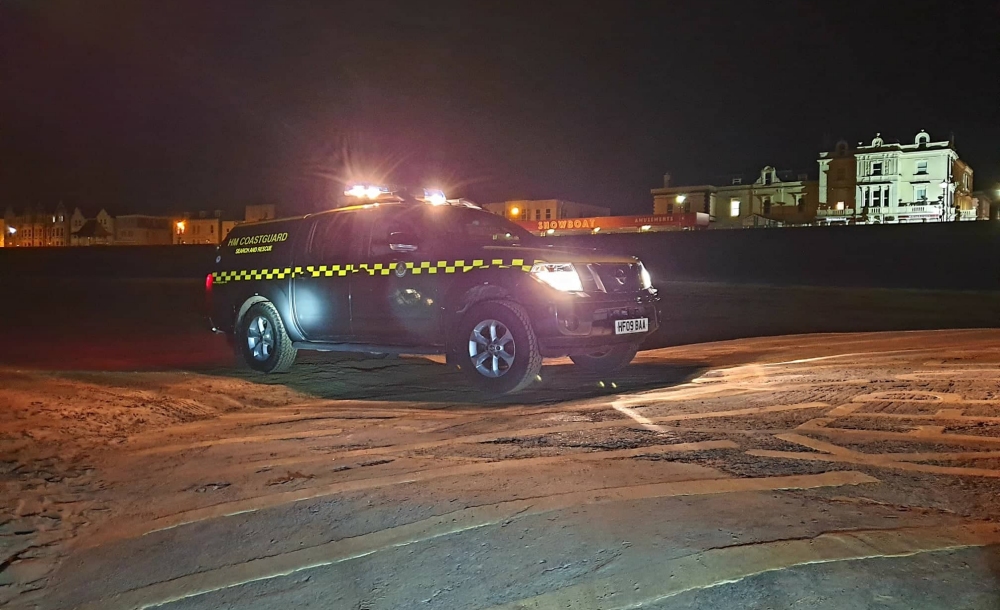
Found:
<box><xmin>3</xmin><ymin>204</ymin><xmax>72</xmax><ymax>247</ymax></box>
<box><xmin>816</xmin><ymin>131</ymin><xmax>975</xmax><ymax>225</ymax></box>
<box><xmin>482</xmin><ymin>199</ymin><xmax>611</xmax><ymax>223</ymax></box>
<box><xmin>816</xmin><ymin>140</ymin><xmax>857</xmax><ymax>224</ymax></box>
<box><xmin>114</xmin><ymin>215</ymin><xmax>174</xmax><ymax>245</ymax></box>
<box><xmin>972</xmin><ymin>190</ymin><xmax>997</xmax><ymax>220</ymax></box>
<box><xmin>72</xmin><ymin>219</ymin><xmax>114</xmax><ymax>246</ymax></box>
<box><xmin>244</xmin><ymin>204</ymin><xmax>277</xmax><ymax>223</ymax></box>
<box><xmin>652</xmin><ymin>168</ymin><xmax>818</xmax><ymax>228</ymax></box>
<box><xmin>70</xmin><ymin>208</ymin><xmax>115</xmax><ymax>246</ymax></box>
<box><xmin>173</xmin><ymin>211</ymin><xmax>223</xmax><ymax>245</ymax></box>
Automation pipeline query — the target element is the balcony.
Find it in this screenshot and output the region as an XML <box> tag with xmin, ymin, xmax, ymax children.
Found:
<box><xmin>816</xmin><ymin>208</ymin><xmax>856</xmax><ymax>217</ymax></box>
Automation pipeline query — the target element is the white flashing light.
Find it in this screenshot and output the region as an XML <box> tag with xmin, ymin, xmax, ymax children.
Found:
<box><xmin>531</xmin><ymin>262</ymin><xmax>584</xmax><ymax>292</ymax></box>
<box><xmin>676</xmin><ymin>194</ymin><xmax>687</xmax><ymax>203</ymax></box>
<box><xmin>423</xmin><ymin>189</ymin><xmax>447</xmax><ymax>205</ymax></box>
<box><xmin>346</xmin><ymin>184</ymin><xmax>388</xmax><ymax>200</ymax></box>
<box><xmin>6</xmin><ymin>226</ymin><xmax>15</xmax><ymax>235</ymax></box>
<box><xmin>546</xmin><ymin>228</ymin><xmax>555</xmax><ymax>235</ymax></box>
<box><xmin>592</xmin><ymin>227</ymin><xmax>601</xmax><ymax>233</ymax></box>
<box><xmin>640</xmin><ymin>225</ymin><xmax>652</xmax><ymax>231</ymax></box>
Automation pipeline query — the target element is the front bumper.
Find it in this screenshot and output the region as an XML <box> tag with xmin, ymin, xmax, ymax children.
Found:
<box><xmin>526</xmin><ymin>292</ymin><xmax>661</xmax><ymax>357</ymax></box>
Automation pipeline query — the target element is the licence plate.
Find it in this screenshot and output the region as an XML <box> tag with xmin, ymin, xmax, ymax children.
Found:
<box><xmin>614</xmin><ymin>317</ymin><xmax>648</xmax><ymax>335</ymax></box>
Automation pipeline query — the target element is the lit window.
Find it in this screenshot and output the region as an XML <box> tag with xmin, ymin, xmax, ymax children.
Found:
<box><xmin>872</xmin><ymin>162</ymin><xmax>883</xmax><ymax>176</ymax></box>
<box><xmin>730</xmin><ymin>200</ymin><xmax>740</xmax><ymax>217</ymax></box>
<box><xmin>835</xmin><ymin>201</ymin><xmax>845</xmax><ymax>211</ymax></box>
<box><xmin>916</xmin><ymin>187</ymin><xmax>927</xmax><ymax>201</ymax></box>
<box><xmin>916</xmin><ymin>160</ymin><xmax>928</xmax><ymax>175</ymax></box>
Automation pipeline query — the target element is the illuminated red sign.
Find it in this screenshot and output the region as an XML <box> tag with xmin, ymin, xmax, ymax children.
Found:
<box><xmin>515</xmin><ymin>213</ymin><xmax>708</xmax><ymax>232</ymax></box>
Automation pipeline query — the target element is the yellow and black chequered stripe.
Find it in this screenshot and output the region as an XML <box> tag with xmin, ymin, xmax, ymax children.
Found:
<box><xmin>211</xmin><ymin>259</ymin><xmax>534</xmax><ymax>284</ymax></box>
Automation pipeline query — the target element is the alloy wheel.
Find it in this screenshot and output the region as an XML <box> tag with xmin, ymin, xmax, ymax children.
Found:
<box><xmin>468</xmin><ymin>318</ymin><xmax>515</xmax><ymax>378</ymax></box>
<box><xmin>246</xmin><ymin>315</ymin><xmax>275</xmax><ymax>362</ymax></box>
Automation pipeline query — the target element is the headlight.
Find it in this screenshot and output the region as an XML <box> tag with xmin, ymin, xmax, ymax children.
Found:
<box><xmin>531</xmin><ymin>262</ymin><xmax>583</xmax><ymax>292</ymax></box>
<box><xmin>639</xmin><ymin>263</ymin><xmax>652</xmax><ymax>289</ymax></box>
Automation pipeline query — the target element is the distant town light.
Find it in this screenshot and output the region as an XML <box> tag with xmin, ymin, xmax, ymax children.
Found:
<box><xmin>175</xmin><ymin>221</ymin><xmax>186</xmax><ymax>234</ymax></box>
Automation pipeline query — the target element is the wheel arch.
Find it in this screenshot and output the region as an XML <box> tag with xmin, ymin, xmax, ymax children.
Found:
<box><xmin>234</xmin><ymin>285</ymin><xmax>305</xmax><ymax>341</ymax></box>
<box><xmin>235</xmin><ymin>295</ymin><xmax>270</xmax><ymax>330</ymax></box>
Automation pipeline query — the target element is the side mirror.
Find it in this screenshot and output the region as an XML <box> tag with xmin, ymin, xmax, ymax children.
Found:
<box><xmin>389</xmin><ymin>231</ymin><xmax>419</xmax><ymax>253</ymax></box>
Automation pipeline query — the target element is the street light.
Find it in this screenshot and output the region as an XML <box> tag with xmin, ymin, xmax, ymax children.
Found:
<box><xmin>676</xmin><ymin>194</ymin><xmax>686</xmax><ymax>204</ymax></box>
<box><xmin>510</xmin><ymin>206</ymin><xmax>520</xmax><ymax>217</ymax></box>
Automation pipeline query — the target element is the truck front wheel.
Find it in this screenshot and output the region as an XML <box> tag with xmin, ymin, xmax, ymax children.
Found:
<box><xmin>458</xmin><ymin>300</ymin><xmax>542</xmax><ymax>395</ymax></box>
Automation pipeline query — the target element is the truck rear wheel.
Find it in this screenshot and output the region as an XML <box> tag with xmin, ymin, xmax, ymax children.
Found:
<box><xmin>239</xmin><ymin>302</ymin><xmax>297</xmax><ymax>373</ymax></box>
<box><xmin>458</xmin><ymin>300</ymin><xmax>542</xmax><ymax>395</ymax></box>
<box><xmin>570</xmin><ymin>342</ymin><xmax>640</xmax><ymax>374</ymax></box>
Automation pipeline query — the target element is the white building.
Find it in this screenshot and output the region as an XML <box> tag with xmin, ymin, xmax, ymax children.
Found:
<box><xmin>817</xmin><ymin>131</ymin><xmax>974</xmax><ymax>225</ymax></box>
<box><xmin>651</xmin><ymin>167</ymin><xmax>818</xmax><ymax>228</ymax></box>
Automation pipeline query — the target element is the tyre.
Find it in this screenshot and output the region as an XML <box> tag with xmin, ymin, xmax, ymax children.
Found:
<box><xmin>570</xmin><ymin>342</ymin><xmax>640</xmax><ymax>374</ymax></box>
<box><xmin>458</xmin><ymin>300</ymin><xmax>542</xmax><ymax>394</ymax></box>
<box><xmin>238</xmin><ymin>302</ymin><xmax>298</xmax><ymax>373</ymax></box>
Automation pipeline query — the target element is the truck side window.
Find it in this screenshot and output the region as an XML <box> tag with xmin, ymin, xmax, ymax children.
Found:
<box><xmin>309</xmin><ymin>213</ymin><xmax>356</xmax><ymax>261</ymax></box>
<box><xmin>370</xmin><ymin>208</ymin><xmax>437</xmax><ymax>257</ymax></box>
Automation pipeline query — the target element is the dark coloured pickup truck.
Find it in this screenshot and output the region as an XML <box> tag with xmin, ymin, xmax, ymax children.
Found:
<box><xmin>208</xmin><ymin>200</ymin><xmax>660</xmax><ymax>394</ymax></box>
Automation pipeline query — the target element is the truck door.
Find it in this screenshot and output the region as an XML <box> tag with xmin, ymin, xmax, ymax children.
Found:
<box><xmin>352</xmin><ymin>206</ymin><xmax>450</xmax><ymax>346</ymax></box>
<box><xmin>291</xmin><ymin>210</ymin><xmax>365</xmax><ymax>341</ymax></box>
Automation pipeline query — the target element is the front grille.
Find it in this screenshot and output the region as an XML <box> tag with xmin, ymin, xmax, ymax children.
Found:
<box><xmin>588</xmin><ymin>263</ymin><xmax>642</xmax><ymax>294</ymax></box>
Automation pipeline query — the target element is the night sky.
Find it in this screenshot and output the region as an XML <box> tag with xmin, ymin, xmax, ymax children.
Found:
<box><xmin>2</xmin><ymin>0</ymin><xmax>998</xmax><ymax>217</ymax></box>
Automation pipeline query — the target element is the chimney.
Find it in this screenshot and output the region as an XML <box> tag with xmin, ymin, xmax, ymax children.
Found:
<box><xmin>663</xmin><ymin>173</ymin><xmax>672</xmax><ymax>188</ymax></box>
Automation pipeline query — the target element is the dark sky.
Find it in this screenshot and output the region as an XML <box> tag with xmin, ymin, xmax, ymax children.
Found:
<box><xmin>1</xmin><ymin>0</ymin><xmax>998</xmax><ymax>216</ymax></box>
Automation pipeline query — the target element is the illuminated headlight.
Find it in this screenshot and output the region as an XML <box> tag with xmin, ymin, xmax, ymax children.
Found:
<box><xmin>639</xmin><ymin>263</ymin><xmax>652</xmax><ymax>289</ymax></box>
<box><xmin>531</xmin><ymin>262</ymin><xmax>583</xmax><ymax>292</ymax></box>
